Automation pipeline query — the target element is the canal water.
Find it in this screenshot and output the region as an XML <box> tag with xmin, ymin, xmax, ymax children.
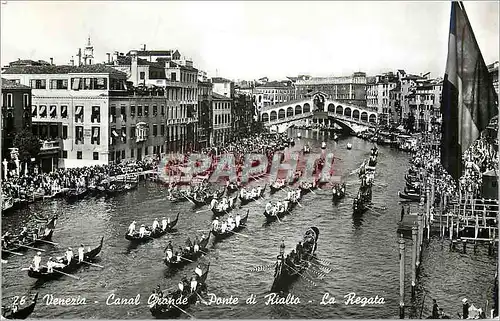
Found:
<box><xmin>2</xmin><ymin>130</ymin><xmax>497</xmax><ymax>319</ymax></box>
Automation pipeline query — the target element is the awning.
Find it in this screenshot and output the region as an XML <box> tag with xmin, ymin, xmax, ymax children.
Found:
<box><xmin>39</xmin><ymin>106</ymin><xmax>46</xmax><ymax>114</ymax></box>
<box><xmin>50</xmin><ymin>106</ymin><xmax>56</xmax><ymax>114</ymax></box>
<box><xmin>122</xmin><ymin>131</ymin><xmax>126</xmax><ymax>137</ymax></box>
<box><xmin>32</xmin><ymin>105</ymin><xmax>36</xmax><ymax>113</ymax></box>
<box><xmin>62</xmin><ymin>106</ymin><xmax>67</xmax><ymax>113</ymax></box>
<box><xmin>136</xmin><ymin>122</ymin><xmax>147</xmax><ymax>126</ymax></box>
<box><xmin>75</xmin><ymin>106</ymin><xmax>82</xmax><ymax>115</ymax></box>
<box><xmin>112</xmin><ymin>130</ymin><xmax>119</xmax><ymax>137</ymax></box>
<box><xmin>72</xmin><ymin>78</ymin><xmax>80</xmax><ymax>90</ymax></box>
<box><xmin>93</xmin><ymin>129</ymin><xmax>99</xmax><ymax>138</ymax></box>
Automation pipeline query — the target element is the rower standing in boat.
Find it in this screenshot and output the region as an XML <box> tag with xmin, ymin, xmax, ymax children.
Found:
<box><xmin>139</xmin><ymin>224</ymin><xmax>147</xmax><ymax>238</ymax></box>
<box><xmin>19</xmin><ymin>227</ymin><xmax>28</xmax><ymax>242</ymax></box>
<box><xmin>235</xmin><ymin>213</ymin><xmax>241</xmax><ymax>227</ymax></box>
<box><xmin>178</xmin><ymin>279</ymin><xmax>184</xmax><ymax>293</ymax></box>
<box><xmin>164</xmin><ymin>241</ymin><xmax>174</xmax><ymax>260</ymax></box>
<box><xmin>212</xmin><ymin>218</ymin><xmax>219</xmax><ymax>231</ymax></box>
<box><xmin>210</xmin><ymin>198</ymin><xmax>218</xmax><ymax>209</ymax></box>
<box><xmin>78</xmin><ymin>244</ymin><xmax>85</xmax><ymax>263</ymax></box>
<box><xmin>279</xmin><ymin>238</ymin><xmax>285</xmax><ymax>256</ymax></box>
<box><xmin>185</xmin><ymin>238</ymin><xmax>192</xmax><ymax>252</ymax></box>
<box><xmin>32</xmin><ymin>252</ymin><xmax>42</xmax><ymax>271</ymax></box>
<box><xmin>66</xmin><ymin>247</ymin><xmax>74</xmax><ymax>264</ymax></box>
<box><xmin>152</xmin><ymin>218</ymin><xmax>160</xmax><ymax>231</ymax></box>
<box><xmin>229</xmin><ymin>196</ymin><xmax>234</xmax><ymax>208</ymax></box>
<box><xmin>432</xmin><ymin>299</ymin><xmax>439</xmax><ymax>319</ymax></box>
<box><xmin>193</xmin><ymin>238</ymin><xmax>199</xmax><ymax>253</ymax></box>
<box><xmin>190</xmin><ymin>275</ymin><xmax>198</xmax><ymax>292</ymax></box>
<box><xmin>161</xmin><ymin>217</ymin><xmax>168</xmax><ymax>230</ymax></box>
<box><xmin>128</xmin><ymin>221</ymin><xmax>137</xmax><ymax>235</ymax></box>
<box><xmin>195</xmin><ymin>264</ymin><xmax>203</xmax><ymax>279</ymax></box>
<box><xmin>46</xmin><ymin>257</ymin><xmax>55</xmax><ymax>273</ymax></box>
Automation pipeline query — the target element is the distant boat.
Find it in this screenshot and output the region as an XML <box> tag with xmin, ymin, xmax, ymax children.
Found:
<box><xmin>297</xmin><ymin>132</ymin><xmax>302</xmax><ymax>138</ymax></box>
<box><xmin>321</xmin><ymin>142</ymin><xmax>327</xmax><ymax>149</ymax></box>
<box><xmin>333</xmin><ymin>134</ymin><xmax>339</xmax><ymax>141</ymax></box>
<box><xmin>347</xmin><ymin>143</ymin><xmax>352</xmax><ymax>150</ymax></box>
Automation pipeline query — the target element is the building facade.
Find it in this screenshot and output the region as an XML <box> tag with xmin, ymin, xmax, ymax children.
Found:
<box><xmin>211</xmin><ymin>77</ymin><xmax>234</xmax><ymax>98</ymax></box>
<box><xmin>366</xmin><ymin>72</ymin><xmax>399</xmax><ymax>126</ymax></box>
<box><xmin>488</xmin><ymin>61</ymin><xmax>499</xmax><ymax>96</ymax></box>
<box><xmin>295</xmin><ymin>72</ymin><xmax>367</xmax><ymax>107</ymax></box>
<box><xmin>198</xmin><ymin>80</ymin><xmax>213</xmax><ymax>150</ymax></box>
<box><xmin>232</xmin><ymin>93</ymin><xmax>255</xmax><ymax>139</ymax></box>
<box><xmin>253</xmin><ymin>80</ymin><xmax>295</xmax><ymax>110</ymax></box>
<box><xmin>211</xmin><ymin>93</ymin><xmax>232</xmax><ymax>145</ymax></box>
<box><xmin>1</xmin><ymin>78</ymin><xmax>32</xmax><ymax>158</ymax></box>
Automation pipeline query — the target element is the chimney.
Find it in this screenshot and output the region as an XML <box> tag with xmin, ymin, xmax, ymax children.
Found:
<box><xmin>77</xmin><ymin>48</ymin><xmax>82</xmax><ymax>66</ymax></box>
<box><xmin>143</xmin><ymin>44</ymin><xmax>146</xmax><ymax>51</ymax></box>
<box><xmin>130</xmin><ymin>50</ymin><xmax>139</xmax><ymax>86</ymax></box>
<box><xmin>106</xmin><ymin>53</ymin><xmax>111</xmax><ymax>63</ymax></box>
<box><xmin>50</xmin><ymin>57</ymin><xmax>53</xmax><ymax>65</ymax></box>
<box><xmin>113</xmin><ymin>51</ymin><xmax>119</xmax><ymax>65</ymax></box>
<box><xmin>70</xmin><ymin>56</ymin><xmax>74</xmax><ymax>66</ymax></box>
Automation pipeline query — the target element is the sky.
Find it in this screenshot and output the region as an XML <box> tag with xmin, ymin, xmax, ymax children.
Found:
<box><xmin>1</xmin><ymin>1</ymin><xmax>498</xmax><ymax>81</ymax></box>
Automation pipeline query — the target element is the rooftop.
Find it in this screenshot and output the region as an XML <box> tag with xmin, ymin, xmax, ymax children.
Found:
<box><xmin>129</xmin><ymin>49</ymin><xmax>179</xmax><ymax>57</ymax></box>
<box><xmin>212</xmin><ymin>92</ymin><xmax>232</xmax><ymax>100</ymax></box>
<box><xmin>211</xmin><ymin>77</ymin><xmax>232</xmax><ymax>83</ymax></box>
<box><xmin>1</xmin><ymin>78</ymin><xmax>31</xmax><ymax>90</ymax></box>
<box><xmin>2</xmin><ymin>64</ymin><xmax>127</xmax><ymax>77</ymax></box>
<box><xmin>256</xmin><ymin>80</ymin><xmax>293</xmax><ymax>88</ymax></box>
<box><xmin>109</xmin><ymin>56</ymin><xmax>165</xmax><ymax>68</ymax></box>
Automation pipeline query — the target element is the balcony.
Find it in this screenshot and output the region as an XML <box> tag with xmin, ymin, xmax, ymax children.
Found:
<box><xmin>39</xmin><ymin>140</ymin><xmax>61</xmax><ymax>156</ymax></box>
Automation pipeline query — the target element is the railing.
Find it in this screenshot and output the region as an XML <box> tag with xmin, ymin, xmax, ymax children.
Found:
<box><xmin>40</xmin><ymin>140</ymin><xmax>61</xmax><ymax>152</ymax></box>
<box><xmin>263</xmin><ymin>111</ymin><xmax>377</xmax><ymax>128</ymax></box>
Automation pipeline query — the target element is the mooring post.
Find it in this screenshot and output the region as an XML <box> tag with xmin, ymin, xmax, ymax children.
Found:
<box><xmin>426</xmin><ymin>184</ymin><xmax>431</xmax><ymax>240</ymax></box>
<box><xmin>399</xmin><ymin>235</ymin><xmax>405</xmax><ymax>319</ymax></box>
<box><xmin>462</xmin><ymin>239</ymin><xmax>467</xmax><ymax>254</ymax></box>
<box><xmin>417</xmin><ymin>212</ymin><xmax>423</xmax><ymax>263</ymax></box>
<box><xmin>411</xmin><ymin>226</ymin><xmax>418</xmax><ymax>298</ymax></box>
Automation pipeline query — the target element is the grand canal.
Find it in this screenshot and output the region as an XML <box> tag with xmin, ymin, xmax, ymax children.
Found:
<box><xmin>2</xmin><ymin>131</ymin><xmax>497</xmax><ymax>319</ymax></box>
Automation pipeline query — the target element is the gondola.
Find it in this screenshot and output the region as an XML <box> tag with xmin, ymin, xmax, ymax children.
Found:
<box><xmin>332</xmin><ymin>183</ymin><xmax>346</xmax><ymax>201</ymax></box>
<box><xmin>270</xmin><ymin>180</ymin><xmax>286</xmax><ymax>194</ymax></box>
<box><xmin>303</xmin><ymin>145</ymin><xmax>311</xmax><ymax>154</ymax></box>
<box><xmin>2</xmin><ymin>197</ymin><xmax>14</xmax><ymax>212</ymax></box>
<box><xmin>346</xmin><ymin>143</ymin><xmax>352</xmax><ymax>150</ymax></box>
<box><xmin>27</xmin><ymin>236</ymin><xmax>104</xmax><ymax>281</ymax></box>
<box><xmin>149</xmin><ymin>263</ymin><xmax>210</xmax><ymax>318</ymax></box>
<box><xmin>66</xmin><ymin>187</ymin><xmax>88</xmax><ymax>202</ymax></box>
<box><xmin>211</xmin><ymin>210</ymin><xmax>249</xmax><ymax>242</ymax></box>
<box><xmin>239</xmin><ymin>185</ymin><xmax>266</xmax><ymax>206</ymax></box>
<box><xmin>271</xmin><ymin>227</ymin><xmax>320</xmax><ymax>292</ymax></box>
<box><xmin>226</xmin><ymin>181</ymin><xmax>240</xmax><ymax>193</ymax></box>
<box><xmin>263</xmin><ymin>199</ymin><xmax>299</xmax><ymax>221</ymax></box>
<box><xmin>298</xmin><ymin>181</ymin><xmax>318</xmax><ymax>195</ymax></box>
<box><xmin>321</xmin><ymin>141</ymin><xmax>327</xmax><ymax>149</ymax></box>
<box><xmin>353</xmin><ymin>196</ymin><xmax>368</xmax><ymax>214</ymax></box>
<box><xmin>125</xmin><ymin>213</ymin><xmax>179</xmax><ymax>242</ymax></box>
<box><xmin>164</xmin><ymin>232</ymin><xmax>211</xmax><ymax>269</ymax></box>
<box><xmin>191</xmin><ymin>188</ymin><xmax>225</xmax><ymax>206</ymax></box>
<box><xmin>398</xmin><ymin>191</ymin><xmax>422</xmax><ymax>202</ymax></box>
<box><xmin>210</xmin><ymin>196</ymin><xmax>237</xmax><ymax>216</ymax></box>
<box><xmin>2</xmin><ymin>216</ymin><xmax>58</xmax><ymax>258</ymax></box>
<box><xmin>105</xmin><ymin>182</ymin><xmax>138</xmax><ymax>197</ymax></box>
<box><xmin>2</xmin><ymin>293</ymin><xmax>38</xmax><ymax>319</ymax></box>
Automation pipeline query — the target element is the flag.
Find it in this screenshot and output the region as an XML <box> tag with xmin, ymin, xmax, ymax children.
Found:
<box><xmin>440</xmin><ymin>1</ymin><xmax>498</xmax><ymax>181</ymax></box>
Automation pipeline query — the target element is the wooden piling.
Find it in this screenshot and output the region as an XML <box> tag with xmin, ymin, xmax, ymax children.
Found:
<box><xmin>399</xmin><ymin>235</ymin><xmax>405</xmax><ymax>319</ymax></box>
<box><xmin>462</xmin><ymin>239</ymin><xmax>467</xmax><ymax>254</ymax></box>
<box><xmin>411</xmin><ymin>226</ymin><xmax>418</xmax><ymax>298</ymax></box>
<box><xmin>417</xmin><ymin>212</ymin><xmax>423</xmax><ymax>264</ymax></box>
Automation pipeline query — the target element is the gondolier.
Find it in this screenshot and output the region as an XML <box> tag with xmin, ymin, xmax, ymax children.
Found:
<box><xmin>195</xmin><ymin>265</ymin><xmax>203</xmax><ymax>278</ymax></box>
<box><xmin>128</xmin><ymin>221</ymin><xmax>136</xmax><ymax>235</ymax></box>
<box><xmin>152</xmin><ymin>218</ymin><xmax>159</xmax><ymax>231</ymax></box>
<box><xmin>78</xmin><ymin>244</ymin><xmax>85</xmax><ymax>263</ymax></box>
<box><xmin>190</xmin><ymin>275</ymin><xmax>198</xmax><ymax>292</ymax></box>
<box><xmin>161</xmin><ymin>217</ymin><xmax>168</xmax><ymax>230</ymax></box>
<box><xmin>66</xmin><ymin>247</ymin><xmax>73</xmax><ymax>264</ymax></box>
<box><xmin>32</xmin><ymin>252</ymin><xmax>42</xmax><ymax>271</ymax></box>
<box><xmin>139</xmin><ymin>224</ymin><xmax>147</xmax><ymax>238</ymax></box>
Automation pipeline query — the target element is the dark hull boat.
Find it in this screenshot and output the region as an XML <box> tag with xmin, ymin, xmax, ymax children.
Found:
<box><xmin>211</xmin><ymin>197</ymin><xmax>237</xmax><ymax>217</ymax></box>
<box><xmin>398</xmin><ymin>191</ymin><xmax>422</xmax><ymax>202</ymax></box>
<box><xmin>105</xmin><ymin>182</ymin><xmax>138</xmax><ymax>197</ymax></box>
<box><xmin>211</xmin><ymin>210</ymin><xmax>249</xmax><ymax>242</ymax></box>
<box><xmin>27</xmin><ymin>237</ymin><xmax>104</xmax><ymax>281</ymax></box>
<box><xmin>263</xmin><ymin>200</ymin><xmax>298</xmax><ymax>222</ymax></box>
<box><xmin>66</xmin><ymin>187</ymin><xmax>88</xmax><ymax>202</ymax></box>
<box><xmin>270</xmin><ymin>182</ymin><xmax>286</xmax><ymax>194</ymax></box>
<box><xmin>332</xmin><ymin>183</ymin><xmax>346</xmax><ymax>202</ymax></box>
<box><xmin>192</xmin><ymin>189</ymin><xmax>225</xmax><ymax>206</ymax></box>
<box><xmin>3</xmin><ymin>293</ymin><xmax>38</xmax><ymax>319</ymax></box>
<box><xmin>2</xmin><ymin>216</ymin><xmax>57</xmax><ymax>258</ymax></box>
<box><xmin>125</xmin><ymin>213</ymin><xmax>179</xmax><ymax>243</ymax></box>
<box><xmin>271</xmin><ymin>227</ymin><xmax>319</xmax><ymax>293</ymax></box>
<box><xmin>239</xmin><ymin>186</ymin><xmax>266</xmax><ymax>206</ymax></box>
<box><xmin>353</xmin><ymin>196</ymin><xmax>369</xmax><ymax>214</ymax></box>
<box><xmin>226</xmin><ymin>182</ymin><xmax>240</xmax><ymax>194</ymax></box>
<box><xmin>164</xmin><ymin>233</ymin><xmax>211</xmax><ymax>270</ymax></box>
<box><xmin>150</xmin><ymin>263</ymin><xmax>210</xmax><ymax>318</ymax></box>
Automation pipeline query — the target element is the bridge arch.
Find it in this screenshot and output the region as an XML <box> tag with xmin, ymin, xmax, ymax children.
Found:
<box><xmin>278</xmin><ymin>109</ymin><xmax>286</xmax><ymax>119</ymax></box>
<box><xmin>261</xmin><ymin>113</ymin><xmax>269</xmax><ymax>122</ymax></box>
<box><xmin>295</xmin><ymin>105</ymin><xmax>302</xmax><ymax>115</ymax></box>
<box><xmin>286</xmin><ymin>107</ymin><xmax>294</xmax><ymax>117</ymax></box>
<box><xmin>303</xmin><ymin>103</ymin><xmax>311</xmax><ymax>113</ymax></box>
<box><xmin>369</xmin><ymin>114</ymin><xmax>377</xmax><ymax>124</ymax></box>
<box><xmin>336</xmin><ymin>105</ymin><xmax>343</xmax><ymax>115</ymax></box>
<box><xmin>327</xmin><ymin>103</ymin><xmax>335</xmax><ymax>113</ymax></box>
<box><xmin>270</xmin><ymin>110</ymin><xmax>277</xmax><ymax>121</ymax></box>
<box><xmin>360</xmin><ymin>112</ymin><xmax>368</xmax><ymax>122</ymax></box>
<box><xmin>352</xmin><ymin>109</ymin><xmax>360</xmax><ymax>121</ymax></box>
<box><xmin>344</xmin><ymin>107</ymin><xmax>352</xmax><ymax>118</ymax></box>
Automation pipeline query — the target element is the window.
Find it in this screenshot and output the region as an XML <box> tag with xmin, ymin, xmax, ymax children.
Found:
<box><xmin>138</xmin><ymin>106</ymin><xmax>143</xmax><ymax>116</ymax></box>
<box><xmin>144</xmin><ymin>146</ymin><xmax>149</xmax><ymax>155</ymax></box>
<box><xmin>91</xmin><ymin>106</ymin><xmax>100</xmax><ymax>123</ymax></box>
<box><xmin>121</xmin><ymin>150</ymin><xmax>125</xmax><ymax>159</ymax></box>
<box><xmin>153</xmin><ymin>124</ymin><xmax>158</xmax><ymax>136</ymax></box>
<box><xmin>6</xmin><ymin>94</ymin><xmax>12</xmax><ymax>107</ymax></box>
<box><xmin>153</xmin><ymin>105</ymin><xmax>157</xmax><ymax>116</ymax></box>
<box><xmin>39</xmin><ymin>105</ymin><xmax>47</xmax><ymax>118</ymax></box>
<box><xmin>110</xmin><ymin>106</ymin><xmax>116</xmax><ymax>122</ymax></box>
<box><xmin>71</xmin><ymin>78</ymin><xmax>81</xmax><ymax>90</ymax></box>
<box><xmin>144</xmin><ymin>105</ymin><xmax>149</xmax><ymax>117</ymax></box>
<box><xmin>61</xmin><ymin>105</ymin><xmax>68</xmax><ymax>118</ymax></box>
<box><xmin>161</xmin><ymin>105</ymin><xmax>165</xmax><ymax>116</ymax></box>
<box><xmin>91</xmin><ymin>127</ymin><xmax>100</xmax><ymax>145</ymax></box>
<box><xmin>75</xmin><ymin>126</ymin><xmax>84</xmax><ymax>144</ymax></box>
<box><xmin>121</xmin><ymin>105</ymin><xmax>126</xmax><ymax>122</ymax></box>
<box><xmin>131</xmin><ymin>149</ymin><xmax>134</xmax><ymax>158</ymax></box>
<box><xmin>75</xmin><ymin>106</ymin><xmax>84</xmax><ymax>122</ymax></box>
<box><xmin>140</xmin><ymin>72</ymin><xmax>145</xmax><ymax>80</ymax></box>
<box><xmin>121</xmin><ymin>126</ymin><xmax>126</xmax><ymax>143</ymax></box>
<box><xmin>161</xmin><ymin>124</ymin><xmax>165</xmax><ymax>136</ymax></box>
<box><xmin>93</xmin><ymin>152</ymin><xmax>99</xmax><ymax>160</ymax></box>
<box><xmin>130</xmin><ymin>126</ymin><xmax>136</xmax><ymax>138</ymax></box>
<box><xmin>50</xmin><ymin>79</ymin><xmax>68</xmax><ymax>89</ymax></box>
<box><xmin>49</xmin><ymin>105</ymin><xmax>57</xmax><ymax>118</ymax></box>
<box><xmin>62</xmin><ymin>125</ymin><xmax>68</xmax><ymax>139</ymax></box>
<box><xmin>62</xmin><ymin>151</ymin><xmax>68</xmax><ymax>159</ymax></box>
<box><xmin>30</xmin><ymin>79</ymin><xmax>46</xmax><ymax>89</ymax></box>
<box><xmin>23</xmin><ymin>94</ymin><xmax>29</xmax><ymax>108</ymax></box>
<box><xmin>130</xmin><ymin>105</ymin><xmax>136</xmax><ymax>117</ymax></box>
<box><xmin>32</xmin><ymin>105</ymin><xmax>37</xmax><ymax>117</ymax></box>
<box><xmin>171</xmin><ymin>73</ymin><xmax>176</xmax><ymax>82</ymax></box>
<box><xmin>77</xmin><ymin>151</ymin><xmax>82</xmax><ymax>159</ymax></box>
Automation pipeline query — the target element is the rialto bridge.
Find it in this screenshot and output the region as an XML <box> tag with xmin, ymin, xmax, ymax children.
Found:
<box><xmin>259</xmin><ymin>92</ymin><xmax>378</xmax><ymax>133</ymax></box>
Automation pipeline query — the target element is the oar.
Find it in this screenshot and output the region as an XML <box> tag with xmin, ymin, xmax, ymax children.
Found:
<box><xmin>228</xmin><ymin>230</ymin><xmax>249</xmax><ymax>238</ymax></box>
<box><xmin>2</xmin><ymin>259</ymin><xmax>7</xmax><ymax>264</ymax></box>
<box><xmin>196</xmin><ymin>208</ymin><xmax>211</xmax><ymax>214</ymax></box>
<box><xmin>36</xmin><ymin>239</ymin><xmax>58</xmax><ymax>246</ymax></box>
<box><xmin>3</xmin><ymin>250</ymin><xmax>23</xmax><ymax>256</ymax></box>
<box><xmin>249</xmin><ymin>263</ymin><xmax>276</xmax><ymax>272</ymax></box>
<box><xmin>284</xmin><ymin>262</ymin><xmax>317</xmax><ymax>286</ymax></box>
<box><xmin>17</xmin><ymin>244</ymin><xmax>45</xmax><ymax>252</ymax></box>
<box><xmin>195</xmin><ymin>291</ymin><xmax>208</xmax><ymax>305</ymax></box>
<box><xmin>314</xmin><ymin>257</ymin><xmax>332</xmax><ymax>266</ymax></box>
<box><xmin>44</xmin><ymin>267</ymin><xmax>81</xmax><ymax>280</ymax></box>
<box><xmin>180</xmin><ymin>256</ymin><xmax>195</xmax><ymax>263</ymax></box>
<box><xmin>183</xmin><ymin>194</ymin><xmax>196</xmax><ymax>205</ymax></box>
<box><xmin>308</xmin><ymin>188</ymin><xmax>317</xmax><ymax>195</ymax></box>
<box><xmin>82</xmin><ymin>261</ymin><xmax>104</xmax><ymax>268</ymax></box>
<box><xmin>172</xmin><ymin>302</ymin><xmax>195</xmax><ymax>319</ymax></box>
